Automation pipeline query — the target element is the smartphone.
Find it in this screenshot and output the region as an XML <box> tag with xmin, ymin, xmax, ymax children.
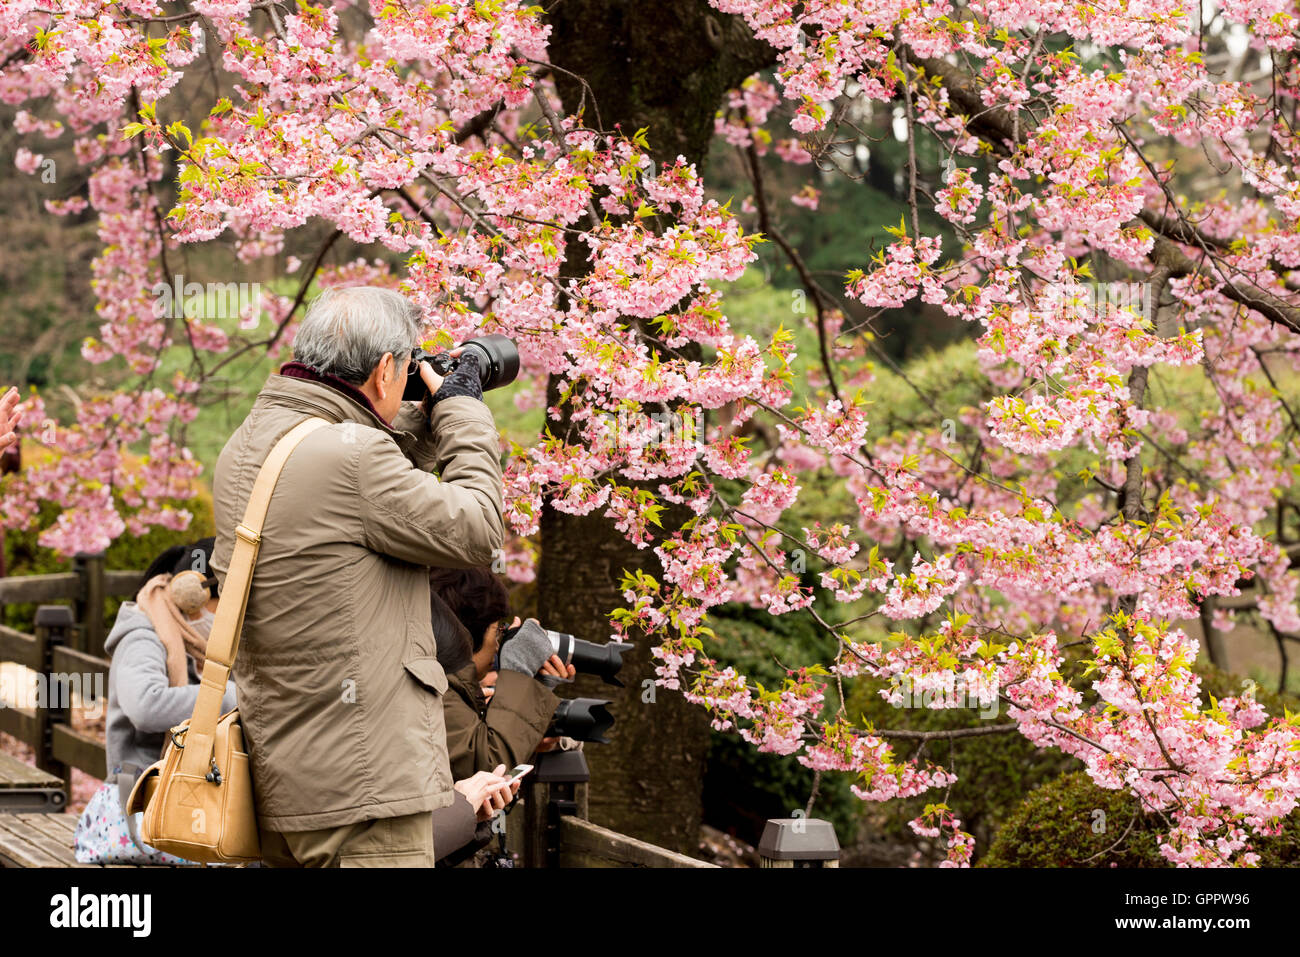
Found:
<box><xmin>505</xmin><ymin>763</ymin><xmax>533</xmax><ymax>784</ymax></box>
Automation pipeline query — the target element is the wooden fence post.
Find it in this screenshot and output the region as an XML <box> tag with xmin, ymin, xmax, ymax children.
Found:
<box><xmin>32</xmin><ymin>605</ymin><xmax>74</xmax><ymax>804</ymax></box>
<box><xmin>521</xmin><ymin>749</ymin><xmax>590</xmax><ymax>867</ymax></box>
<box><xmin>520</xmin><ymin>776</ymin><xmax>548</xmax><ymax>868</ymax></box>
<box><xmin>74</xmin><ymin>552</ymin><xmax>106</xmax><ymax>657</ymax></box>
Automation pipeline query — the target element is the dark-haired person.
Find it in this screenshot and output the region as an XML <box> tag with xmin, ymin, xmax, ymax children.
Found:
<box><xmin>429</xmin><ymin>566</ymin><xmax>573</xmax><ymax>781</ymax></box>
<box><xmin>74</xmin><ymin>538</ymin><xmax>235</xmax><ymax>864</ymax></box>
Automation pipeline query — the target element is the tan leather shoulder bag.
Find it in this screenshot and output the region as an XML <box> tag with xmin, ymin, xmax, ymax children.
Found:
<box><xmin>127</xmin><ymin>416</ymin><xmax>329</xmax><ymax>863</ymax></box>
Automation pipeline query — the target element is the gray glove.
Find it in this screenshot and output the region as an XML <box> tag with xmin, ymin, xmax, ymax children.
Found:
<box><xmin>498</xmin><ymin>618</ymin><xmax>554</xmax><ymax>677</ymax></box>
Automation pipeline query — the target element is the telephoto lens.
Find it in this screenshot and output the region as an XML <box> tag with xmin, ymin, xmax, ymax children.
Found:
<box><xmin>542</xmin><ymin>630</ymin><xmax>634</xmax><ymax>687</ymax></box>
<box><xmin>548</xmin><ymin>698</ymin><xmax>615</xmax><ymax>744</ymax></box>
<box><xmin>500</xmin><ymin>624</ymin><xmax>635</xmax><ymax>687</ymax></box>
<box><xmin>403</xmin><ymin>334</ymin><xmax>519</xmax><ymax>401</ymax></box>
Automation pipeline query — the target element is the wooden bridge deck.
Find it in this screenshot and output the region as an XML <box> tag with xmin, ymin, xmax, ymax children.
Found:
<box><xmin>0</xmin><ymin>813</ymin><xmax>89</xmax><ymax>868</ymax></box>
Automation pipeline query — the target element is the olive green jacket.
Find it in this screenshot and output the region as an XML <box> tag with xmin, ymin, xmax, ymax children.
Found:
<box><xmin>443</xmin><ymin>663</ymin><xmax>558</xmax><ymax>780</ymax></box>
<box><xmin>211</xmin><ymin>374</ymin><xmax>504</xmax><ymax>832</ymax></box>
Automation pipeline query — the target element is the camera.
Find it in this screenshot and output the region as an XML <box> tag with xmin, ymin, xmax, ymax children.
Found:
<box><xmin>403</xmin><ymin>333</ymin><xmax>520</xmax><ymax>401</ymax></box>
<box><xmin>500</xmin><ymin>625</ymin><xmax>634</xmax><ymax>687</ymax></box>
<box><xmin>548</xmin><ymin>698</ymin><xmax>614</xmax><ymax>744</ymax></box>
<box><xmin>496</xmin><ymin>621</ymin><xmax>632</xmax><ymax>743</ymax></box>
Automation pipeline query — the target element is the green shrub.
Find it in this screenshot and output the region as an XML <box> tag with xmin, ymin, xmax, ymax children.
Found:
<box><xmin>701</xmin><ymin>618</ymin><xmax>1299</xmax><ymax>864</ymax></box>
<box><xmin>702</xmin><ymin>600</ymin><xmax>1081</xmax><ymax>857</ymax></box>
<box><xmin>982</xmin><ymin>663</ymin><xmax>1300</xmax><ymax>867</ymax></box>
<box><xmin>702</xmin><ymin>601</ymin><xmax>863</xmax><ymax>846</ymax></box>
<box><xmin>981</xmin><ymin>770</ymin><xmax>1300</xmax><ymax>867</ymax></box>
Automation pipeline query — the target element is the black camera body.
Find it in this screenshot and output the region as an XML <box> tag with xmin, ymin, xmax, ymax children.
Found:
<box><xmin>403</xmin><ymin>333</ymin><xmax>520</xmax><ymax>401</ymax></box>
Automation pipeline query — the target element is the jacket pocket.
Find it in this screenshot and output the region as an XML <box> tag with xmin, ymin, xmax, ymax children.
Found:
<box><xmin>402</xmin><ymin>617</ymin><xmax>448</xmax><ymax>696</ymax></box>
<box><xmin>402</xmin><ymin>653</ymin><xmax>448</xmax><ymax>696</ymax></box>
<box><xmin>401</xmin><ymin>620</ymin><xmax>453</xmax><ymax>796</ymax></box>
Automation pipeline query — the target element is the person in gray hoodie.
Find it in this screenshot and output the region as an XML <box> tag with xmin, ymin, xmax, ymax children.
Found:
<box><xmin>75</xmin><ymin>538</ymin><xmax>236</xmax><ymax>864</ymax></box>
<box><xmin>104</xmin><ymin>537</ymin><xmax>237</xmax><ymax>776</ymax></box>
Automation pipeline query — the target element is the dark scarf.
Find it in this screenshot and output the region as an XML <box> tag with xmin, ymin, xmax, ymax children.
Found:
<box><xmin>278</xmin><ymin>361</ymin><xmax>389</xmax><ymax>424</ymax></box>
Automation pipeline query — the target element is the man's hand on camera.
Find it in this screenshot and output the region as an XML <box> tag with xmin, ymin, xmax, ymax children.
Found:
<box><xmin>416</xmin><ymin>347</ymin><xmax>456</xmax><ymax>419</ymax></box>
<box><xmin>454</xmin><ymin>766</ymin><xmax>517</xmax><ymax>822</ymax></box>
<box><xmin>416</xmin><ymin>359</ymin><xmax>445</xmax><ymax>394</ymax></box>
<box><xmin>428</xmin><ymin>349</ymin><xmax>483</xmax><ymax>410</ymax></box>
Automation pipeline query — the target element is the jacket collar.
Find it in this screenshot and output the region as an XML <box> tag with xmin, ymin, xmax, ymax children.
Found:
<box><xmin>279</xmin><ymin>362</ymin><xmax>386</xmax><ymax>423</ymax></box>
<box><xmin>447</xmin><ymin>662</ymin><xmax>487</xmax><ymax>709</ymax></box>
<box><xmin>256</xmin><ymin>373</ymin><xmax>417</xmax><ymax>452</ymax></box>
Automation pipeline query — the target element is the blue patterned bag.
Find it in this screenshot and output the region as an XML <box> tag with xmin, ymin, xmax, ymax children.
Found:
<box><xmin>74</xmin><ymin>771</ymin><xmax>194</xmax><ymax>866</ymax></box>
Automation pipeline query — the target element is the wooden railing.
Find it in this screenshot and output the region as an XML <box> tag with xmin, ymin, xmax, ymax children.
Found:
<box><xmin>0</xmin><ymin>551</ymin><xmax>127</xmax><ymax>789</ymax></box>
<box><xmin>557</xmin><ymin>817</ymin><xmax>717</xmax><ymax>867</ymax></box>
<box><xmin>0</xmin><ymin>552</ymin><xmax>131</xmax><ymax>660</ymax></box>
<box><xmin>510</xmin><ymin>758</ymin><xmax>718</xmax><ymax>868</ymax></box>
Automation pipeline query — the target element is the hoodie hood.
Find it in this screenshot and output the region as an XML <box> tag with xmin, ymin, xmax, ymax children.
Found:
<box><xmin>104</xmin><ymin>600</ymin><xmax>155</xmax><ymax>657</ymax></box>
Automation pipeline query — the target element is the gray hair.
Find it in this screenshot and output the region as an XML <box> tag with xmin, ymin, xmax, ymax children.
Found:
<box><xmin>293</xmin><ymin>286</ymin><xmax>422</xmax><ymax>385</ymax></box>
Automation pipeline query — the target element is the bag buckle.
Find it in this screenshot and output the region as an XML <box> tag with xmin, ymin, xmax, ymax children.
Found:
<box><xmin>170</xmin><ymin>727</ymin><xmax>187</xmax><ymax>750</ymax></box>
<box><xmin>235</xmin><ymin>523</ymin><xmax>261</xmax><ymax>545</ymax></box>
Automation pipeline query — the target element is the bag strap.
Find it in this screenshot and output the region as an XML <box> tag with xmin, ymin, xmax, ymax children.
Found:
<box><xmin>178</xmin><ymin>416</ymin><xmax>330</xmax><ymax>777</ymax></box>
<box><xmin>117</xmin><ymin>767</ymin><xmax>146</xmax><ymax>849</ymax></box>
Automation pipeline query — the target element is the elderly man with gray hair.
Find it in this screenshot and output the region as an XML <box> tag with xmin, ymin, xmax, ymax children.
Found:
<box><xmin>211</xmin><ymin>285</ymin><xmax>523</xmax><ymax>867</ymax></box>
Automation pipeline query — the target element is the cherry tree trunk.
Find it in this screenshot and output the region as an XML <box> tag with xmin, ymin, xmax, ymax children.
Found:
<box><xmin>536</xmin><ymin>1</ymin><xmax>774</xmax><ymax>853</ymax></box>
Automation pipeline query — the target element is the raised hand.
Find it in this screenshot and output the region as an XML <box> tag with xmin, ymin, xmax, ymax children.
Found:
<box><xmin>0</xmin><ymin>387</ymin><xmax>22</xmax><ymax>454</ymax></box>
